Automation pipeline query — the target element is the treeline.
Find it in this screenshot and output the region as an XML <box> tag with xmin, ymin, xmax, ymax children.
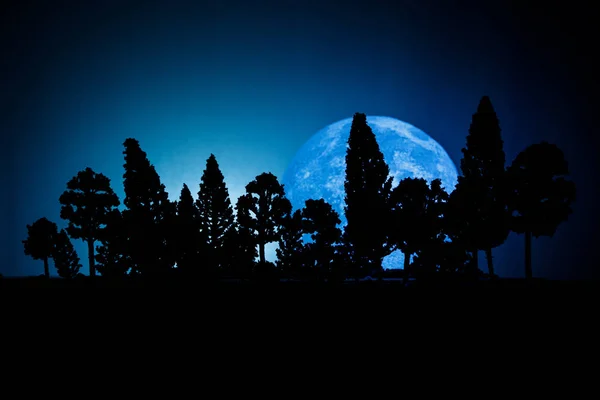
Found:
<box><xmin>22</xmin><ymin>96</ymin><xmax>576</xmax><ymax>283</ymax></box>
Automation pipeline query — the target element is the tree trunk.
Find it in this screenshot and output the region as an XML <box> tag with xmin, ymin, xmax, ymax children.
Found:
<box><xmin>88</xmin><ymin>238</ymin><xmax>96</xmax><ymax>277</ymax></box>
<box><xmin>485</xmin><ymin>248</ymin><xmax>495</xmax><ymax>278</ymax></box>
<box><xmin>403</xmin><ymin>251</ymin><xmax>410</xmax><ymax>286</ymax></box>
<box><xmin>43</xmin><ymin>257</ymin><xmax>49</xmax><ymax>278</ymax></box>
<box><xmin>525</xmin><ymin>230</ymin><xmax>532</xmax><ymax>279</ymax></box>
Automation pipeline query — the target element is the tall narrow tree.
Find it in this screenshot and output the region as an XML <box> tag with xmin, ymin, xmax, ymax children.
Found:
<box><xmin>226</xmin><ymin>195</ymin><xmax>259</xmax><ymax>277</ymax></box>
<box><xmin>176</xmin><ymin>183</ymin><xmax>203</xmax><ymax>275</ymax></box>
<box><xmin>242</xmin><ymin>172</ymin><xmax>290</xmax><ymax>264</ymax></box>
<box><xmin>122</xmin><ymin>138</ymin><xmax>175</xmax><ymax>277</ymax></box>
<box><xmin>52</xmin><ymin>229</ymin><xmax>82</xmax><ymax>279</ymax></box>
<box><xmin>458</xmin><ymin>96</ymin><xmax>510</xmax><ymax>277</ymax></box>
<box><xmin>59</xmin><ymin>167</ymin><xmax>120</xmax><ymax>277</ymax></box>
<box><xmin>196</xmin><ymin>154</ymin><xmax>234</xmax><ymax>272</ymax></box>
<box><xmin>23</xmin><ymin>217</ymin><xmax>58</xmax><ymax>278</ymax></box>
<box><xmin>507</xmin><ymin>142</ymin><xmax>576</xmax><ymax>279</ymax></box>
<box><xmin>343</xmin><ymin>112</ymin><xmax>393</xmax><ymax>278</ymax></box>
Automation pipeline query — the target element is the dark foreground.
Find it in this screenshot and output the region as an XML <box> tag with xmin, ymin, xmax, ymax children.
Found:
<box><xmin>2</xmin><ymin>275</ymin><xmax>599</xmax><ymax>292</ymax></box>
<box><xmin>3</xmin><ymin>277</ymin><xmax>599</xmax><ymax>329</ymax></box>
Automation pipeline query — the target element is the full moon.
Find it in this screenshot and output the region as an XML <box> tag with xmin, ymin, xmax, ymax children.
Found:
<box><xmin>281</xmin><ymin>116</ymin><xmax>459</xmax><ymax>270</ymax></box>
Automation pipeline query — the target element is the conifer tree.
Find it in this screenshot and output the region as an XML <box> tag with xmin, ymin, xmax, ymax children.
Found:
<box><xmin>457</xmin><ymin>96</ymin><xmax>510</xmax><ymax>277</ymax></box>
<box><xmin>22</xmin><ymin>217</ymin><xmax>58</xmax><ymax>278</ymax></box>
<box><xmin>174</xmin><ymin>183</ymin><xmax>202</xmax><ymax>275</ymax></box>
<box><xmin>59</xmin><ymin>167</ymin><xmax>120</xmax><ymax>277</ymax></box>
<box><xmin>52</xmin><ymin>229</ymin><xmax>81</xmax><ymax>279</ymax></box>
<box><xmin>122</xmin><ymin>138</ymin><xmax>175</xmax><ymax>277</ymax></box>
<box><xmin>343</xmin><ymin>112</ymin><xmax>393</xmax><ymax>278</ymax></box>
<box><xmin>196</xmin><ymin>154</ymin><xmax>234</xmax><ymax>272</ymax></box>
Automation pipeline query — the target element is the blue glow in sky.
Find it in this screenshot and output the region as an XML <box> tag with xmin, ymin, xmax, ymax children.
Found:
<box><xmin>3</xmin><ymin>0</ymin><xmax>598</xmax><ymax>279</ymax></box>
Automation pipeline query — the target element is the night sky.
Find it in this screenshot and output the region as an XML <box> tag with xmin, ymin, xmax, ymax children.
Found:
<box><xmin>3</xmin><ymin>0</ymin><xmax>598</xmax><ymax>279</ymax></box>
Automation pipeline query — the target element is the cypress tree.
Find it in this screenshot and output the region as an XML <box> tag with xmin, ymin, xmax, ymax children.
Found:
<box><xmin>457</xmin><ymin>96</ymin><xmax>510</xmax><ymax>277</ymax></box>
<box><xmin>343</xmin><ymin>112</ymin><xmax>393</xmax><ymax>278</ymax></box>
<box><xmin>122</xmin><ymin>138</ymin><xmax>175</xmax><ymax>277</ymax></box>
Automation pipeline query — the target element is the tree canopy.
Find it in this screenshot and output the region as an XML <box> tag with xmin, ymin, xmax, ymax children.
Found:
<box><xmin>59</xmin><ymin>167</ymin><xmax>120</xmax><ymax>277</ymax></box>
<box><xmin>23</xmin><ymin>217</ymin><xmax>58</xmax><ymax>278</ymax></box>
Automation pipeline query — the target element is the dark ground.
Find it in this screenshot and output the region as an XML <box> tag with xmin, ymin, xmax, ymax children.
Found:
<box><xmin>2</xmin><ymin>276</ymin><xmax>598</xmax><ymax>335</ymax></box>
<box><xmin>2</xmin><ymin>275</ymin><xmax>599</xmax><ymax>292</ymax></box>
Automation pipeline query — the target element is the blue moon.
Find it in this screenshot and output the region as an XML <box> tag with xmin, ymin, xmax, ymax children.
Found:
<box><xmin>281</xmin><ymin>116</ymin><xmax>459</xmax><ymax>270</ymax></box>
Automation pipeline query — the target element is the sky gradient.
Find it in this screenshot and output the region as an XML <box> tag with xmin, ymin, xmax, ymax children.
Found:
<box><xmin>3</xmin><ymin>0</ymin><xmax>598</xmax><ymax>279</ymax></box>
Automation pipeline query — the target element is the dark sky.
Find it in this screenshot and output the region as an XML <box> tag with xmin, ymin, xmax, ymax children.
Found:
<box><xmin>2</xmin><ymin>0</ymin><xmax>598</xmax><ymax>279</ymax></box>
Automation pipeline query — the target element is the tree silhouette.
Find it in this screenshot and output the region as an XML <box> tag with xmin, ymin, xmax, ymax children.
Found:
<box><xmin>175</xmin><ymin>184</ymin><xmax>203</xmax><ymax>276</ymax></box>
<box><xmin>59</xmin><ymin>167</ymin><xmax>120</xmax><ymax>277</ymax></box>
<box><xmin>507</xmin><ymin>141</ymin><xmax>576</xmax><ymax>279</ymax></box>
<box><xmin>242</xmin><ymin>173</ymin><xmax>290</xmax><ymax>264</ymax></box>
<box><xmin>445</xmin><ymin>183</ymin><xmax>483</xmax><ymax>278</ymax></box>
<box><xmin>457</xmin><ymin>96</ymin><xmax>510</xmax><ymax>277</ymax></box>
<box><xmin>227</xmin><ymin>195</ymin><xmax>259</xmax><ymax>278</ymax></box>
<box><xmin>22</xmin><ymin>217</ymin><xmax>58</xmax><ymax>278</ymax></box>
<box><xmin>456</xmin><ymin>96</ymin><xmax>509</xmax><ymax>276</ymax></box>
<box><xmin>122</xmin><ymin>138</ymin><xmax>175</xmax><ymax>277</ymax></box>
<box><xmin>410</xmin><ymin>179</ymin><xmax>450</xmax><ymax>280</ymax></box>
<box><xmin>276</xmin><ymin>209</ymin><xmax>306</xmax><ymax>279</ymax></box>
<box><xmin>301</xmin><ymin>199</ymin><xmax>342</xmax><ymax>282</ymax></box>
<box><xmin>389</xmin><ymin>177</ymin><xmax>431</xmax><ymax>284</ymax></box>
<box><xmin>95</xmin><ymin>209</ymin><xmax>132</xmax><ymax>278</ymax></box>
<box><xmin>343</xmin><ymin>112</ymin><xmax>393</xmax><ymax>278</ymax></box>
<box><xmin>52</xmin><ymin>229</ymin><xmax>81</xmax><ymax>279</ymax></box>
<box><xmin>196</xmin><ymin>154</ymin><xmax>235</xmax><ymax>273</ymax></box>
<box><xmin>332</xmin><ymin>240</ymin><xmax>352</xmax><ymax>283</ymax></box>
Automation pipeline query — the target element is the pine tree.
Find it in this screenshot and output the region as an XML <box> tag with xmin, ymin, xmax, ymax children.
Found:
<box><xmin>176</xmin><ymin>184</ymin><xmax>203</xmax><ymax>275</ymax></box>
<box><xmin>343</xmin><ymin>112</ymin><xmax>393</xmax><ymax>278</ymax></box>
<box><xmin>507</xmin><ymin>142</ymin><xmax>576</xmax><ymax>279</ymax></box>
<box><xmin>59</xmin><ymin>167</ymin><xmax>120</xmax><ymax>277</ymax></box>
<box><xmin>242</xmin><ymin>172</ymin><xmax>291</xmax><ymax>265</ymax></box>
<box><xmin>22</xmin><ymin>217</ymin><xmax>58</xmax><ymax>278</ymax></box>
<box><xmin>52</xmin><ymin>229</ymin><xmax>81</xmax><ymax>279</ymax></box>
<box><xmin>457</xmin><ymin>96</ymin><xmax>510</xmax><ymax>277</ymax></box>
<box><xmin>196</xmin><ymin>154</ymin><xmax>234</xmax><ymax>272</ymax></box>
<box><xmin>122</xmin><ymin>138</ymin><xmax>175</xmax><ymax>277</ymax></box>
